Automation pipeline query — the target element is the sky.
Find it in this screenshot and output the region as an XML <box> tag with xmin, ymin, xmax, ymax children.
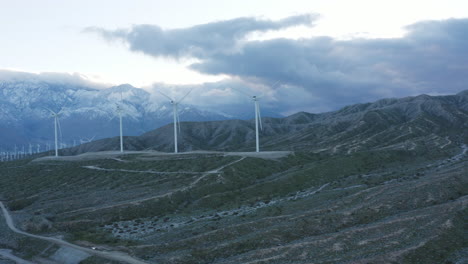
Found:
<box><xmin>1</xmin><ymin>0</ymin><xmax>468</xmax><ymax>114</ymax></box>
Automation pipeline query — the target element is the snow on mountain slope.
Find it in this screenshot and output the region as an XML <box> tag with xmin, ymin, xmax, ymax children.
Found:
<box><xmin>0</xmin><ymin>81</ymin><xmax>230</xmax><ymax>148</ymax></box>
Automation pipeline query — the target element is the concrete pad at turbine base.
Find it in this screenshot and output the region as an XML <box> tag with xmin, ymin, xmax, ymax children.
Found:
<box><xmin>32</xmin><ymin>150</ymin><xmax>293</xmax><ymax>162</ymax></box>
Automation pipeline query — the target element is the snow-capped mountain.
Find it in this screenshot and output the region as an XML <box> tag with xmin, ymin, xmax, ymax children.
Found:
<box><xmin>0</xmin><ymin>81</ymin><xmax>231</xmax><ymax>149</ymax></box>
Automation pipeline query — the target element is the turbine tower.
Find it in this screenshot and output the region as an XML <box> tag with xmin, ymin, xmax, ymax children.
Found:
<box><xmin>157</xmin><ymin>89</ymin><xmax>193</xmax><ymax>153</ymax></box>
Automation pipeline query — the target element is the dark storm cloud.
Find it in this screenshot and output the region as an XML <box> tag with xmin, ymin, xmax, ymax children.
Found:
<box><xmin>191</xmin><ymin>18</ymin><xmax>468</xmax><ymax>111</ymax></box>
<box><xmin>86</xmin><ymin>14</ymin><xmax>318</xmax><ymax>59</ymax></box>
<box><xmin>90</xmin><ymin>17</ymin><xmax>468</xmax><ymax>114</ymax></box>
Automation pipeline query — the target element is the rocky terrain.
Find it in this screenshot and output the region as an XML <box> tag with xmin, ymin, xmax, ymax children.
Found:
<box><xmin>0</xmin><ymin>90</ymin><xmax>467</xmax><ymax>263</ymax></box>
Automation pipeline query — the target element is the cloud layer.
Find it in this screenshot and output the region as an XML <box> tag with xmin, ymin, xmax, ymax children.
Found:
<box><xmin>90</xmin><ymin>16</ymin><xmax>468</xmax><ymax>114</ymax></box>
<box><xmin>0</xmin><ymin>70</ymin><xmax>107</xmax><ymax>89</ymax></box>
<box><xmin>87</xmin><ymin>14</ymin><xmax>318</xmax><ymax>59</ymax></box>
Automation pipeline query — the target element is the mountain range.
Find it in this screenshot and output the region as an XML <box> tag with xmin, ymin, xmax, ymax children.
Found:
<box><xmin>0</xmin><ymin>81</ymin><xmax>237</xmax><ymax>149</ymax></box>
<box><xmin>69</xmin><ymin>90</ymin><xmax>468</xmax><ymax>154</ymax></box>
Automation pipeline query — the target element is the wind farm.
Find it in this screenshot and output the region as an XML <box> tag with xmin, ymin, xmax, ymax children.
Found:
<box><xmin>0</xmin><ymin>89</ymin><xmax>466</xmax><ymax>264</ymax></box>
<box><xmin>1</xmin><ymin>3</ymin><xmax>468</xmax><ymax>263</ymax></box>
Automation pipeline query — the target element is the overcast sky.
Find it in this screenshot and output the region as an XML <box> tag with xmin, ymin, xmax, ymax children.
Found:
<box><xmin>1</xmin><ymin>0</ymin><xmax>467</xmax><ymax>114</ymax></box>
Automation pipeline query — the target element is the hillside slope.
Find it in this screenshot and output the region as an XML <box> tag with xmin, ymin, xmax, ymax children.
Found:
<box><xmin>0</xmin><ymin>144</ymin><xmax>466</xmax><ymax>263</ymax></box>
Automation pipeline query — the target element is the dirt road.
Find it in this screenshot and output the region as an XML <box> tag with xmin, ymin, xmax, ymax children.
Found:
<box><xmin>0</xmin><ymin>202</ymin><xmax>149</xmax><ymax>264</ymax></box>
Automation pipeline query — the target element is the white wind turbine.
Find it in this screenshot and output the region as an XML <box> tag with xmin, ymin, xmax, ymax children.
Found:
<box><xmin>112</xmin><ymin>90</ymin><xmax>126</xmax><ymax>153</ymax></box>
<box><xmin>157</xmin><ymin>89</ymin><xmax>194</xmax><ymax>153</ymax></box>
<box><xmin>106</xmin><ymin>89</ymin><xmax>125</xmax><ymax>152</ymax></box>
<box><xmin>233</xmin><ymin>81</ymin><xmax>280</xmax><ymax>152</ymax></box>
<box><xmin>117</xmin><ymin>103</ymin><xmax>124</xmax><ymax>153</ymax></box>
<box><xmin>45</xmin><ymin>108</ymin><xmax>63</xmax><ymax>157</ymax></box>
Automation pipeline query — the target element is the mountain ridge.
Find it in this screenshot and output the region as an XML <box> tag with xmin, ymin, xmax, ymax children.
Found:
<box><xmin>66</xmin><ymin>90</ymin><xmax>468</xmax><ymax>154</ymax></box>
<box><xmin>0</xmin><ymin>81</ymin><xmax>233</xmax><ymax>149</ymax></box>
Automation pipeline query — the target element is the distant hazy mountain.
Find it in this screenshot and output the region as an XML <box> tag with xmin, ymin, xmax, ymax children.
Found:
<box><xmin>69</xmin><ymin>90</ymin><xmax>468</xmax><ymax>154</ymax></box>
<box><xmin>0</xmin><ymin>81</ymin><xmax>234</xmax><ymax>148</ymax></box>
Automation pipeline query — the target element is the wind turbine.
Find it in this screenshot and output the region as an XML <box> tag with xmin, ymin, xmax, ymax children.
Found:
<box><xmin>232</xmin><ymin>81</ymin><xmax>280</xmax><ymax>152</ymax></box>
<box><xmin>107</xmin><ymin>89</ymin><xmax>126</xmax><ymax>152</ymax></box>
<box><xmin>79</xmin><ymin>135</ymin><xmax>96</xmax><ymax>144</ymax></box>
<box><xmin>45</xmin><ymin>108</ymin><xmax>63</xmax><ymax>157</ymax></box>
<box><xmin>157</xmin><ymin>89</ymin><xmax>193</xmax><ymax>153</ymax></box>
<box><xmin>253</xmin><ymin>95</ymin><xmax>262</xmax><ymax>153</ymax></box>
<box><xmin>117</xmin><ymin>103</ymin><xmax>124</xmax><ymax>152</ymax></box>
<box><xmin>230</xmin><ymin>88</ymin><xmax>264</xmax><ymax>152</ymax></box>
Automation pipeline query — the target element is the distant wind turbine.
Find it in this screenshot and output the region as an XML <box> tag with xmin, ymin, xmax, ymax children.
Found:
<box><xmin>105</xmin><ymin>89</ymin><xmax>125</xmax><ymax>152</ymax></box>
<box><xmin>116</xmin><ymin>103</ymin><xmax>124</xmax><ymax>152</ymax></box>
<box><xmin>80</xmin><ymin>135</ymin><xmax>96</xmax><ymax>144</ymax></box>
<box><xmin>157</xmin><ymin>88</ymin><xmax>194</xmax><ymax>153</ymax></box>
<box><xmin>45</xmin><ymin>108</ymin><xmax>63</xmax><ymax>157</ymax></box>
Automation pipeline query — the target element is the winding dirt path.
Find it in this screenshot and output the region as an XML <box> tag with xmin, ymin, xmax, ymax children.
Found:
<box><xmin>189</xmin><ymin>156</ymin><xmax>246</xmax><ymax>187</ymax></box>
<box><xmin>82</xmin><ymin>166</ymin><xmax>204</xmax><ymax>175</ymax></box>
<box><xmin>0</xmin><ymin>202</ymin><xmax>149</xmax><ymax>264</ymax></box>
<box><xmin>64</xmin><ymin>156</ymin><xmax>247</xmax><ymax>216</ymax></box>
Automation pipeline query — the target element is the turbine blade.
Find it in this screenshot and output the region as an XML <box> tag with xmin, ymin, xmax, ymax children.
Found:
<box><xmin>57</xmin><ymin>101</ymin><xmax>72</xmax><ymax>115</ymax></box>
<box><xmin>43</xmin><ymin>107</ymin><xmax>56</xmax><ymax>116</ymax></box>
<box><xmin>230</xmin><ymin>87</ymin><xmax>251</xmax><ymax>98</ymax></box>
<box><xmin>177</xmin><ymin>113</ymin><xmax>181</xmax><ymax>133</ymax></box>
<box><xmin>257</xmin><ymin>103</ymin><xmax>263</xmax><ymax>131</ymax></box>
<box><xmin>108</xmin><ymin>114</ymin><xmax>117</xmax><ymax>122</ymax></box>
<box><xmin>156</xmin><ymin>90</ymin><xmax>174</xmax><ymax>101</ymax></box>
<box><xmin>57</xmin><ymin>117</ymin><xmax>63</xmax><ymax>147</ymax></box>
<box><xmin>177</xmin><ymin>88</ymin><xmax>194</xmax><ymax>104</ymax></box>
<box><xmin>175</xmin><ymin>104</ymin><xmax>181</xmax><ymax>133</ymax></box>
<box><xmin>178</xmin><ymin>114</ymin><xmax>181</xmax><ymax>134</ymax></box>
<box><xmin>271</xmin><ymin>80</ymin><xmax>281</xmax><ymax>89</ymax></box>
